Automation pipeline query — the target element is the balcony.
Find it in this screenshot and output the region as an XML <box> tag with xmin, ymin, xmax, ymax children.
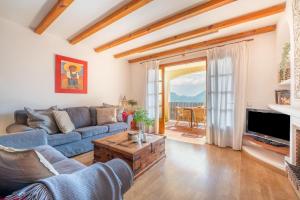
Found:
<box><xmin>168</xmin><ymin>102</ymin><xmax>205</xmax><ymax>121</ymax></box>
<box><xmin>165</xmin><ymin>102</ymin><xmax>206</xmax><ymax>145</ymax></box>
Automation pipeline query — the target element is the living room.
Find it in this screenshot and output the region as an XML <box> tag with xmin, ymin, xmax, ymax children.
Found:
<box><xmin>0</xmin><ymin>0</ymin><xmax>299</xmax><ymax>199</ymax></box>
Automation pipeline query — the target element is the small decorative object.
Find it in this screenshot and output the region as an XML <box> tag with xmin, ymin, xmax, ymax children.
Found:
<box><xmin>127</xmin><ymin>99</ymin><xmax>138</xmax><ymax>111</ymax></box>
<box><xmin>279</xmin><ymin>42</ymin><xmax>291</xmax><ymax>82</ymax></box>
<box><xmin>120</xmin><ymin>96</ymin><xmax>128</xmax><ymax>107</ymax></box>
<box><xmin>275</xmin><ymin>90</ymin><xmax>290</xmax><ymax>105</ymax></box>
<box><xmin>128</xmin><ymin>99</ymin><xmax>138</xmax><ymax>107</ymax></box>
<box><xmin>55</xmin><ymin>55</ymin><xmax>88</xmax><ymax>94</ymax></box>
<box><xmin>128</xmin><ymin>131</ymin><xmax>140</xmax><ymax>143</ymax></box>
<box><xmin>141</xmin><ymin>133</ymin><xmax>147</xmax><ymax>143</ymax></box>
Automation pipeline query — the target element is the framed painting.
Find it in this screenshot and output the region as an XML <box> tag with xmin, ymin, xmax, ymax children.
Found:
<box><xmin>55</xmin><ymin>55</ymin><xmax>88</xmax><ymax>94</ymax></box>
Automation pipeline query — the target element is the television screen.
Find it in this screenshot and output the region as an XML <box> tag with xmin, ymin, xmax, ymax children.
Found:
<box><xmin>246</xmin><ymin>109</ymin><xmax>290</xmax><ymax>141</ymax></box>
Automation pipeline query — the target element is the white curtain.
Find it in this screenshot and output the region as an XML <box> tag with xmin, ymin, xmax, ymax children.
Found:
<box><xmin>206</xmin><ymin>42</ymin><xmax>249</xmax><ymax>150</ymax></box>
<box><xmin>144</xmin><ymin>60</ymin><xmax>160</xmax><ymax>134</ymax></box>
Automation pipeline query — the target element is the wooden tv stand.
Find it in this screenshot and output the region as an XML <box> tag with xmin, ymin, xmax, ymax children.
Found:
<box><xmin>243</xmin><ymin>135</ymin><xmax>289</xmax><ymax>156</ymax></box>
<box><xmin>242</xmin><ymin>135</ymin><xmax>290</xmax><ymax>172</ymax></box>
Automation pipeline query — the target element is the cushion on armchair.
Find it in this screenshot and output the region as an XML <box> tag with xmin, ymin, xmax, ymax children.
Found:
<box><xmin>0</xmin><ymin>145</ymin><xmax>58</xmax><ymax>196</ymax></box>
<box><xmin>34</xmin><ymin>145</ymin><xmax>66</xmax><ymax>164</ymax></box>
<box><xmin>6</xmin><ymin>159</ymin><xmax>134</xmax><ymax>200</ymax></box>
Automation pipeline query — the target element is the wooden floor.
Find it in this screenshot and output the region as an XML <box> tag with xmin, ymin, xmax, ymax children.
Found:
<box><xmin>124</xmin><ymin>139</ymin><xmax>297</xmax><ymax>200</ymax></box>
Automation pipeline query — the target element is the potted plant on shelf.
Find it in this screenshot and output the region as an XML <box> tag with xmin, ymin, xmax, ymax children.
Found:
<box><xmin>279</xmin><ymin>42</ymin><xmax>291</xmax><ymax>82</ymax></box>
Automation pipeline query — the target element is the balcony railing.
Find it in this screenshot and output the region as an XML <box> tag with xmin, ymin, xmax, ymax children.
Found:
<box><xmin>169</xmin><ymin>102</ymin><xmax>204</xmax><ymax>120</ymax></box>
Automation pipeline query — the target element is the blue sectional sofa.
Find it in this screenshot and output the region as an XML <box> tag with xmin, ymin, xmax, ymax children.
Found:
<box><xmin>6</xmin><ymin>106</ymin><xmax>133</xmax><ymax>157</ymax></box>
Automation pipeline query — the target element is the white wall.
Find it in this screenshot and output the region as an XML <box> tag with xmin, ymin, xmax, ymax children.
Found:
<box><xmin>246</xmin><ymin>32</ymin><xmax>278</xmax><ymax>109</ymax></box>
<box><xmin>130</xmin><ymin>32</ymin><xmax>279</xmax><ymax>110</ymax></box>
<box><xmin>0</xmin><ymin>18</ymin><xmax>131</xmax><ymax>133</ymax></box>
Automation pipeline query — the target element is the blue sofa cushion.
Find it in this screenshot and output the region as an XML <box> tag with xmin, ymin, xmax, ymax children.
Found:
<box><xmin>34</xmin><ymin>145</ymin><xmax>66</xmax><ymax>164</ymax></box>
<box><xmin>65</xmin><ymin>107</ymin><xmax>91</xmax><ymax>128</ymax></box>
<box><xmin>47</xmin><ymin>132</ymin><xmax>81</xmax><ymax>147</ymax></box>
<box><xmin>54</xmin><ymin>132</ymin><xmax>119</xmax><ymax>158</ymax></box>
<box><xmin>107</xmin><ymin>122</ymin><xmax>128</xmax><ymax>132</ymax></box>
<box><xmin>76</xmin><ymin>125</ymin><xmax>108</xmax><ymax>139</ymax></box>
<box><xmin>53</xmin><ymin>159</ymin><xmax>85</xmax><ymax>174</ymax></box>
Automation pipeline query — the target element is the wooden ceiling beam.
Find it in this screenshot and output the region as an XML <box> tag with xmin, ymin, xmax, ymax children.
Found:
<box><xmin>69</xmin><ymin>0</ymin><xmax>153</xmax><ymax>45</ymax></box>
<box><xmin>115</xmin><ymin>28</ymin><xmax>218</xmax><ymax>58</ymax></box>
<box><xmin>115</xmin><ymin>3</ymin><xmax>285</xmax><ymax>58</ymax></box>
<box><xmin>35</xmin><ymin>0</ymin><xmax>74</xmax><ymax>34</ymax></box>
<box><xmin>94</xmin><ymin>0</ymin><xmax>236</xmax><ymax>52</ymax></box>
<box><xmin>128</xmin><ymin>25</ymin><xmax>276</xmax><ymax>63</ymax></box>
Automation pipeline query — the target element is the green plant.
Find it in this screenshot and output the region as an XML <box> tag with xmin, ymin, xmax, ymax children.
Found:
<box><xmin>133</xmin><ymin>108</ymin><xmax>154</xmax><ymax>130</ymax></box>
<box><xmin>280</xmin><ymin>42</ymin><xmax>290</xmax><ymax>69</ymax></box>
<box><xmin>133</xmin><ymin>108</ymin><xmax>148</xmax><ymax>125</ymax></box>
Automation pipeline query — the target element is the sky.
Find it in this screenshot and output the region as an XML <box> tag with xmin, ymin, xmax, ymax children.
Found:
<box><xmin>170</xmin><ymin>71</ymin><xmax>206</xmax><ymax>96</ymax></box>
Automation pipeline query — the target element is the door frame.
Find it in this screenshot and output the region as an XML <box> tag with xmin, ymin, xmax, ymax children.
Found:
<box><xmin>158</xmin><ymin>56</ymin><xmax>207</xmax><ymax>134</ymax></box>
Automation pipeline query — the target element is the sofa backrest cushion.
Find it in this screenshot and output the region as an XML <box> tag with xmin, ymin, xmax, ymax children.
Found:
<box><xmin>96</xmin><ymin>107</ymin><xmax>117</xmax><ymax>125</ymax></box>
<box><xmin>89</xmin><ymin>106</ymin><xmax>103</xmax><ymax>126</ymax></box>
<box><xmin>25</xmin><ymin>106</ymin><xmax>59</xmax><ymax>134</ymax></box>
<box><xmin>53</xmin><ymin>111</ymin><xmax>75</xmax><ymax>133</ymax></box>
<box><xmin>103</xmin><ymin>103</ymin><xmax>124</xmax><ymax>122</ymax></box>
<box><xmin>65</xmin><ymin>107</ymin><xmax>91</xmax><ymax>128</ymax></box>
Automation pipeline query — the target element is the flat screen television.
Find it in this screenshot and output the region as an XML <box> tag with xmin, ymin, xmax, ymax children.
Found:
<box><xmin>246</xmin><ymin>108</ymin><xmax>290</xmax><ymax>145</ymax></box>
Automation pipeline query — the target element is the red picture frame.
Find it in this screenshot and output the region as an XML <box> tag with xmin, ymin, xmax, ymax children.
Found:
<box><xmin>55</xmin><ymin>54</ymin><xmax>88</xmax><ymax>94</ymax></box>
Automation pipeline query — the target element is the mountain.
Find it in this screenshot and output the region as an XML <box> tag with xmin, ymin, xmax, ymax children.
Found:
<box><xmin>170</xmin><ymin>91</ymin><xmax>206</xmax><ymax>103</ymax></box>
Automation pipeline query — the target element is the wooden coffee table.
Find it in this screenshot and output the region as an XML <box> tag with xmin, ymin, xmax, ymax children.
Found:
<box><xmin>93</xmin><ymin>131</ymin><xmax>166</xmax><ymax>178</ymax></box>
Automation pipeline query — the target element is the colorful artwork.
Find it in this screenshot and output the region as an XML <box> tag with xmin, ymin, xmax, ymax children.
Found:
<box><xmin>55</xmin><ymin>55</ymin><xmax>87</xmax><ymax>93</ymax></box>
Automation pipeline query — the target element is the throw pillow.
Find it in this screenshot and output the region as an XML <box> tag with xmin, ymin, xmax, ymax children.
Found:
<box><xmin>122</xmin><ymin>111</ymin><xmax>128</xmax><ymax>122</ymax></box>
<box><xmin>0</xmin><ymin>145</ymin><xmax>58</xmax><ymax>196</ymax></box>
<box><xmin>25</xmin><ymin>106</ymin><xmax>59</xmax><ymax>134</ymax></box>
<box><xmin>53</xmin><ymin>111</ymin><xmax>75</xmax><ymax>133</ymax></box>
<box><xmin>102</xmin><ymin>103</ymin><xmax>124</xmax><ymax>122</ymax></box>
<box><xmin>96</xmin><ymin>107</ymin><xmax>117</xmax><ymax>125</ymax></box>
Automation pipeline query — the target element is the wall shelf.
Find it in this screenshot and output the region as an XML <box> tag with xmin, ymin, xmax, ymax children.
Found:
<box><xmin>268</xmin><ymin>104</ymin><xmax>300</xmax><ymax>118</ymax></box>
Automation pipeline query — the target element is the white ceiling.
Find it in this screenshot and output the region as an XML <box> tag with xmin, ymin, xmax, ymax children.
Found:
<box><xmin>0</xmin><ymin>0</ymin><xmax>286</xmax><ymax>60</ymax></box>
